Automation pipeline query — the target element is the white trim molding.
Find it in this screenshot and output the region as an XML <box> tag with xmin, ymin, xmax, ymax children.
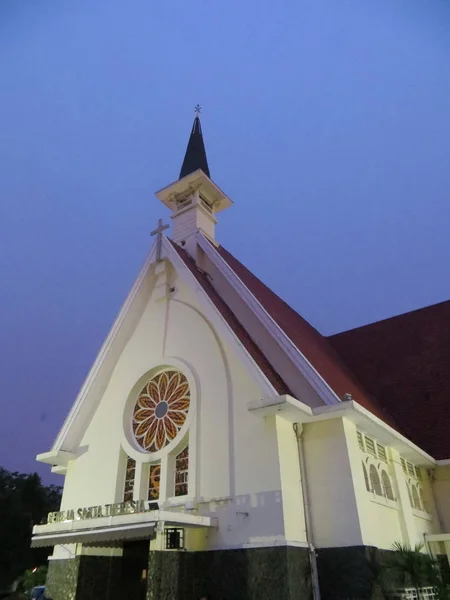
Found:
<box><xmin>197</xmin><ymin>233</ymin><xmax>340</xmax><ymax>407</ymax></box>
<box><xmin>39</xmin><ymin>235</ymin><xmax>280</xmax><ymax>460</ymax></box>
<box><xmin>36</xmin><ymin>450</ymin><xmax>76</xmax><ymax>467</ymax></box>
<box><xmin>43</xmin><ymin>242</ymin><xmax>160</xmax><ymax>456</ymax></box>
<box><xmin>166</xmin><ymin>237</ymin><xmax>280</xmax><ymax>398</ymax></box>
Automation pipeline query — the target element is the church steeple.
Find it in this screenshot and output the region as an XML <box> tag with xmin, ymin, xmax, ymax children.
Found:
<box><xmin>155</xmin><ymin>108</ymin><xmax>232</xmax><ymax>256</ymax></box>
<box><xmin>179</xmin><ymin>107</ymin><xmax>210</xmax><ymax>179</ymax></box>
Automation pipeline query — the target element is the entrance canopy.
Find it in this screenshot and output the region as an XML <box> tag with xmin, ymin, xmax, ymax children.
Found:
<box><xmin>31</xmin><ymin>509</ymin><xmax>216</xmax><ymax>548</ymax></box>
<box><xmin>31</xmin><ymin>522</ymin><xmax>156</xmax><ymax>548</ymax></box>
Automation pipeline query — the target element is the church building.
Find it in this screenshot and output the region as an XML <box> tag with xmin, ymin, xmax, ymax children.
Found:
<box><xmin>32</xmin><ymin>113</ymin><xmax>450</xmax><ymax>600</ymax></box>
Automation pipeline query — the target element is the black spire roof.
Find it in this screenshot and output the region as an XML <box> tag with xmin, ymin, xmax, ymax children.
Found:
<box><xmin>179</xmin><ymin>115</ymin><xmax>210</xmax><ymax>179</ymax></box>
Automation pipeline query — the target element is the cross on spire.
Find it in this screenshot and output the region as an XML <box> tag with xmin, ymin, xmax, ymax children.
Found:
<box><xmin>194</xmin><ymin>104</ymin><xmax>202</xmax><ymax>115</ymax></box>
<box><xmin>151</xmin><ymin>218</ymin><xmax>169</xmax><ymax>261</ymax></box>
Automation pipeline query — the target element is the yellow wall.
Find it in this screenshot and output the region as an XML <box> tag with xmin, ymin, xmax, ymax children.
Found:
<box><xmin>299</xmin><ymin>417</ymin><xmax>440</xmax><ymax>551</ymax></box>
<box><xmin>433</xmin><ymin>465</ymin><xmax>450</xmax><ymax>532</ymax></box>
<box><xmin>344</xmin><ymin>419</ymin><xmax>438</xmax><ymax>550</ymax></box>
<box><xmin>303</xmin><ymin>418</ymin><xmax>363</xmax><ymax>548</ymax></box>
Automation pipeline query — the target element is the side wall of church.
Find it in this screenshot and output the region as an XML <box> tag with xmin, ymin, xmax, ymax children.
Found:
<box><xmin>344</xmin><ymin>418</ymin><xmax>439</xmax><ymax>550</ymax></box>
<box><xmin>302</xmin><ymin>416</ymin><xmax>440</xmax><ymax>551</ymax></box>
<box><xmin>433</xmin><ymin>465</ymin><xmax>450</xmax><ymax>531</ymax></box>
<box><xmin>57</xmin><ymin>264</ymin><xmax>287</xmax><ymax>550</ymax></box>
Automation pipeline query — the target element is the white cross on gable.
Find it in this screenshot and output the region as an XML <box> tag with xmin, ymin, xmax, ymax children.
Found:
<box><xmin>151</xmin><ymin>218</ymin><xmax>169</xmax><ymax>262</ymax></box>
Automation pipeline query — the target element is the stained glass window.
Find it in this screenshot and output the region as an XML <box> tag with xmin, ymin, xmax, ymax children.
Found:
<box><xmin>148</xmin><ymin>464</ymin><xmax>161</xmax><ymax>500</ymax></box>
<box><xmin>133</xmin><ymin>370</ymin><xmax>190</xmax><ymax>453</ymax></box>
<box><xmin>175</xmin><ymin>447</ymin><xmax>189</xmax><ymax>497</ymax></box>
<box><xmin>123</xmin><ymin>457</ymin><xmax>136</xmax><ymax>503</ymax></box>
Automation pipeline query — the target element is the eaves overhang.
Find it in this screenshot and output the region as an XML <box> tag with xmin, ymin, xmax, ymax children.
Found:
<box><xmin>248</xmin><ymin>395</ymin><xmax>437</xmax><ymax>467</ymax></box>
<box><xmin>36</xmin><ymin>450</ymin><xmax>76</xmax><ymax>467</ymax></box>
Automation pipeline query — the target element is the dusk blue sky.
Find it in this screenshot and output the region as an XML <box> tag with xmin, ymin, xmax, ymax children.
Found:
<box><xmin>1</xmin><ymin>0</ymin><xmax>450</xmax><ymax>481</ymax></box>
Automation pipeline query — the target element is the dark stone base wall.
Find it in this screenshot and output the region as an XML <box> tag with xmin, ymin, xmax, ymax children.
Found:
<box><xmin>50</xmin><ymin>544</ymin><xmax>446</xmax><ymax>600</ymax></box>
<box><xmin>76</xmin><ymin>555</ymin><xmax>123</xmax><ymax>600</ymax></box>
<box><xmin>46</xmin><ymin>557</ymin><xmax>81</xmax><ymax>600</ymax></box>
<box><xmin>317</xmin><ymin>546</ymin><xmax>406</xmax><ymax>600</ymax></box>
<box><xmin>438</xmin><ymin>554</ymin><xmax>450</xmax><ymax>585</ymax></box>
<box><xmin>45</xmin><ymin>555</ymin><xmax>122</xmax><ymax>600</ymax></box>
<box><xmin>147</xmin><ymin>546</ymin><xmax>311</xmax><ymax>600</ymax></box>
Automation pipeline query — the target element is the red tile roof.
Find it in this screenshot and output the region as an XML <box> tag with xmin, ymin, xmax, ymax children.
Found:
<box><xmin>169</xmin><ymin>241</ymin><xmax>291</xmax><ymax>396</ymax></box>
<box><xmin>212</xmin><ymin>244</ymin><xmax>395</xmax><ymax>427</ymax></box>
<box><xmin>328</xmin><ymin>300</ymin><xmax>450</xmax><ymax>460</ymax></box>
<box><xmin>172</xmin><ymin>237</ymin><xmax>450</xmax><ymax>459</ymax></box>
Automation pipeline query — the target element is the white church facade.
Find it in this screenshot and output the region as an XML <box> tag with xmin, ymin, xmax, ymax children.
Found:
<box><xmin>32</xmin><ymin>114</ymin><xmax>450</xmax><ymax>600</ymax></box>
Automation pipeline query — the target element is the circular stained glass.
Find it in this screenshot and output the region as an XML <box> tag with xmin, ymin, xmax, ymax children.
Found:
<box><xmin>132</xmin><ymin>370</ymin><xmax>190</xmax><ymax>452</ymax></box>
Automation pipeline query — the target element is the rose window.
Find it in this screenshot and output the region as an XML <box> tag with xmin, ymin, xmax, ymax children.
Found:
<box><xmin>132</xmin><ymin>370</ymin><xmax>190</xmax><ymax>452</ymax></box>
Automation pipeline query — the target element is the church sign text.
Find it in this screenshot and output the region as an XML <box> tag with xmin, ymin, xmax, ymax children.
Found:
<box><xmin>47</xmin><ymin>499</ymin><xmax>158</xmax><ymax>524</ymax></box>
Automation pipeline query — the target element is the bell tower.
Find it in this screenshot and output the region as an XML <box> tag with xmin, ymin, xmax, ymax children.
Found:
<box><xmin>155</xmin><ymin>107</ymin><xmax>232</xmax><ymax>256</ymax></box>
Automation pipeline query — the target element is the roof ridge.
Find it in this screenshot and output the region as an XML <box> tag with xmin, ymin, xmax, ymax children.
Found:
<box><xmin>329</xmin><ymin>297</ymin><xmax>450</xmax><ymax>339</ymax></box>
<box><xmin>328</xmin><ymin>298</ymin><xmax>450</xmax><ymax>459</ymax></box>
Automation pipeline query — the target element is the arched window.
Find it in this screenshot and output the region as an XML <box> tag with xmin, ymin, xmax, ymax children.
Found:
<box><xmin>175</xmin><ymin>447</ymin><xmax>189</xmax><ymax>497</ymax></box>
<box><xmin>381</xmin><ymin>470</ymin><xmax>395</xmax><ymax>501</ymax></box>
<box><xmin>419</xmin><ymin>488</ymin><xmax>428</xmax><ymax>513</ymax></box>
<box><xmin>123</xmin><ymin>456</ymin><xmax>136</xmax><ymax>503</ymax></box>
<box><xmin>411</xmin><ymin>484</ymin><xmax>421</xmax><ymax>510</ymax></box>
<box><xmin>362</xmin><ymin>462</ymin><xmax>371</xmax><ymax>492</ymax></box>
<box><xmin>369</xmin><ymin>465</ymin><xmax>382</xmax><ymax>496</ymax></box>
<box><xmin>407</xmin><ymin>484</ymin><xmax>414</xmax><ymax>508</ymax></box>
<box><xmin>148</xmin><ymin>464</ymin><xmax>161</xmax><ymax>501</ymax></box>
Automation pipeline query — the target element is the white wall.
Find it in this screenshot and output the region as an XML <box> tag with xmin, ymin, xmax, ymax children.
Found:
<box><xmin>57</xmin><ymin>261</ymin><xmax>285</xmax><ymax>550</ymax></box>
<box><xmin>172</xmin><ymin>198</ymin><xmax>216</xmax><ymax>245</ymax></box>
<box><xmin>47</xmin><ymin>250</ymin><xmax>445</xmax><ymax>557</ymax></box>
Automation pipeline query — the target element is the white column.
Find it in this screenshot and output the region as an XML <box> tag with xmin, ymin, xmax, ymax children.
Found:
<box><xmin>159</xmin><ymin>454</ymin><xmax>171</xmax><ymax>502</ymax></box>
<box><xmin>133</xmin><ymin>461</ymin><xmax>148</xmax><ymax>502</ymax></box>
<box><xmin>275</xmin><ymin>416</ymin><xmax>307</xmax><ymax>545</ymax></box>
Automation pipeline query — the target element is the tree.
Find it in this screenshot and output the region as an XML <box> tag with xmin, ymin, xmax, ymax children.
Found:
<box><xmin>365</xmin><ymin>548</ymin><xmax>388</xmax><ymax>600</ymax></box>
<box><xmin>390</xmin><ymin>542</ymin><xmax>450</xmax><ymax>600</ymax></box>
<box><xmin>422</xmin><ymin>554</ymin><xmax>450</xmax><ymax>600</ymax></box>
<box><xmin>16</xmin><ymin>566</ymin><xmax>47</xmax><ymax>593</ymax></box>
<box><xmin>391</xmin><ymin>542</ymin><xmax>428</xmax><ymax>599</ymax></box>
<box><xmin>0</xmin><ymin>468</ymin><xmax>61</xmax><ymax>591</ymax></box>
